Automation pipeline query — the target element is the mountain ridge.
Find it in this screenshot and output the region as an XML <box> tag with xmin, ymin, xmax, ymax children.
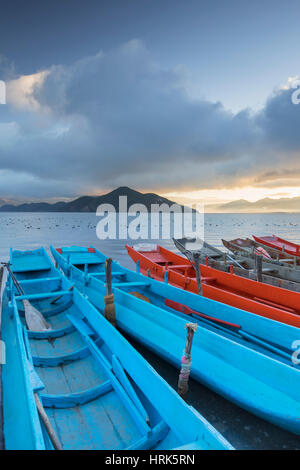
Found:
<box><xmin>207</xmin><ymin>195</ymin><xmax>300</xmax><ymax>213</ymax></box>
<box><xmin>0</xmin><ymin>187</ymin><xmax>183</xmax><ymax>212</ymax></box>
<box><xmin>1</xmin><ymin>187</ymin><xmax>300</xmax><ymax>212</ymax></box>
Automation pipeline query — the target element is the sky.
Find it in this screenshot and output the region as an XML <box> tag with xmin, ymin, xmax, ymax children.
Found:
<box><xmin>1</xmin><ymin>0</ymin><xmax>300</xmax><ymax>205</ymax></box>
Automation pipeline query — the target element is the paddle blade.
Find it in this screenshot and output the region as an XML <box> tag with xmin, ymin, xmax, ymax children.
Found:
<box><xmin>23</xmin><ymin>299</ymin><xmax>50</xmax><ymax>331</ymax></box>
<box><xmin>165</xmin><ymin>298</ymin><xmax>240</xmax><ymax>330</ymax></box>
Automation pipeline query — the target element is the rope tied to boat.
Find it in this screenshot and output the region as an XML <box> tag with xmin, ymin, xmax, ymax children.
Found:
<box><xmin>104</xmin><ymin>293</ymin><xmax>114</xmax><ymax>304</ymax></box>
<box><xmin>104</xmin><ymin>294</ymin><xmax>116</xmax><ymax>326</ymax></box>
<box><xmin>178</xmin><ymin>351</ymin><xmax>192</xmax><ymax>392</ymax></box>
<box><xmin>177</xmin><ymin>322</ymin><xmax>197</xmax><ymax>399</ymax></box>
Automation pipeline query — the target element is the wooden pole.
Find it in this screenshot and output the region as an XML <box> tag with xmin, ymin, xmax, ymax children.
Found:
<box><xmin>104</xmin><ymin>258</ymin><xmax>116</xmax><ymax>326</ymax></box>
<box><xmin>34</xmin><ymin>393</ymin><xmax>62</xmax><ymax>450</ymax></box>
<box><xmin>50</xmin><ymin>285</ymin><xmax>74</xmax><ymax>304</ymax></box>
<box><xmin>177</xmin><ymin>322</ymin><xmax>197</xmax><ymax>400</ymax></box>
<box><xmin>256</xmin><ymin>254</ymin><xmax>262</xmax><ymax>282</ymax></box>
<box><xmin>193</xmin><ymin>253</ymin><xmax>202</xmax><ymax>295</ymax></box>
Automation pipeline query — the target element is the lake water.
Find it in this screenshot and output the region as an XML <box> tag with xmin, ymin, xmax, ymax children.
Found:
<box><xmin>1</xmin><ymin>211</ymin><xmax>300</xmax><ymax>449</ymax></box>
<box><xmin>1</xmin><ymin>211</ymin><xmax>300</xmax><ymax>264</ymax></box>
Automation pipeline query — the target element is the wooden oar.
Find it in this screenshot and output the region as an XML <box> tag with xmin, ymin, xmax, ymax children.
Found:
<box><xmin>166</xmin><ymin>299</ymin><xmax>293</xmax><ymax>362</ymax></box>
<box><xmin>2</xmin><ymin>262</ymin><xmax>50</xmax><ymax>332</ymax></box>
<box><xmin>225</xmin><ymin>252</ymin><xmax>244</xmax><ymax>270</ymax></box>
<box><xmin>34</xmin><ymin>393</ymin><xmax>62</xmax><ymax>450</ymax></box>
<box><xmin>50</xmin><ymin>285</ymin><xmax>74</xmax><ymax>304</ymax></box>
<box><xmin>165</xmin><ymin>299</ymin><xmax>241</xmax><ymax>329</ymax></box>
<box><xmin>252</xmin><ymin>296</ymin><xmax>297</xmax><ymax>314</ymax></box>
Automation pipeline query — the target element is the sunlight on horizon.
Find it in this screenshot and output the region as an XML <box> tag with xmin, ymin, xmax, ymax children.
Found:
<box><xmin>162</xmin><ymin>186</ymin><xmax>300</xmax><ymax>206</ymax></box>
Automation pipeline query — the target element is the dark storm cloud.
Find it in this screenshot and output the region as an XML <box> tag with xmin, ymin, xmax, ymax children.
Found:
<box><xmin>256</xmin><ymin>88</ymin><xmax>300</xmax><ymax>150</ymax></box>
<box><xmin>1</xmin><ymin>39</ymin><xmax>300</xmax><ymax>198</ymax></box>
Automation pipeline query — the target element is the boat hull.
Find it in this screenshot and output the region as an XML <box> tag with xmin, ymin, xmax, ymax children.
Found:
<box><xmin>51</xmin><ymin>245</ymin><xmax>300</xmax><ymax>435</ymax></box>
<box><xmin>127</xmin><ymin>244</ymin><xmax>199</xmax><ymax>293</ymax></box>
<box><xmin>127</xmin><ymin>244</ymin><xmax>300</xmax><ymax>327</ymax></box>
<box><xmin>201</xmin><ymin>265</ymin><xmax>300</xmax><ymax>328</ymax></box>
<box><xmin>253</xmin><ymin>235</ymin><xmax>300</xmax><ymax>260</ymax></box>
<box><xmin>223</xmin><ymin>238</ymin><xmax>300</xmax><ymax>284</ymax></box>
<box><xmin>2</xmin><ymin>247</ymin><xmax>231</xmax><ymax>450</ymax></box>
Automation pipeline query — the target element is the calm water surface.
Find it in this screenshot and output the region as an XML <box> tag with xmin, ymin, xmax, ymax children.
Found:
<box><xmin>1</xmin><ymin>212</ymin><xmax>300</xmax><ymax>449</ymax></box>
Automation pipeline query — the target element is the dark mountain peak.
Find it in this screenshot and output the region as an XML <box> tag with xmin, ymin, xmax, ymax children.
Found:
<box><xmin>108</xmin><ymin>187</ymin><xmax>142</xmax><ymax>197</ymax></box>
<box><xmin>0</xmin><ymin>187</ymin><xmax>183</xmax><ymax>212</ymax></box>
<box><xmin>113</xmin><ymin>186</ymin><xmax>135</xmax><ymax>193</ymax></box>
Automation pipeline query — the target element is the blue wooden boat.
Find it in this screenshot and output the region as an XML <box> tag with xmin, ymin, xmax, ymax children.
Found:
<box><xmin>51</xmin><ymin>245</ymin><xmax>300</xmax><ymax>435</ymax></box>
<box><xmin>1</xmin><ymin>247</ymin><xmax>232</xmax><ymax>450</ymax></box>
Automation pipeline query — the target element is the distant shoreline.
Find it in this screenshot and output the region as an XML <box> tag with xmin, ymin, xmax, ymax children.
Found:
<box><xmin>2</xmin><ymin>187</ymin><xmax>300</xmax><ymax>214</ymax></box>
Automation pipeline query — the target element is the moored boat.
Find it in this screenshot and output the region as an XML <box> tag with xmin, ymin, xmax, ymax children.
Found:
<box><xmin>127</xmin><ymin>244</ymin><xmax>199</xmax><ymax>293</ymax></box>
<box><xmin>127</xmin><ymin>243</ymin><xmax>300</xmax><ymax>326</ymax></box>
<box><xmin>222</xmin><ymin>238</ymin><xmax>300</xmax><ymax>286</ymax></box>
<box><xmin>1</xmin><ymin>247</ymin><xmax>232</xmax><ymax>450</ymax></box>
<box><xmin>174</xmin><ymin>237</ymin><xmax>300</xmax><ymax>291</ymax></box>
<box><xmin>222</xmin><ymin>238</ymin><xmax>271</xmax><ymax>259</ymax></box>
<box><xmin>253</xmin><ymin>235</ymin><xmax>300</xmax><ymax>260</ymax></box>
<box><xmin>51</xmin><ymin>245</ymin><xmax>300</xmax><ymax>435</ymax></box>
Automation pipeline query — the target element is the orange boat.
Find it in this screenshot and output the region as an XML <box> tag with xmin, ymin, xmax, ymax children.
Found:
<box><xmin>126</xmin><ymin>244</ymin><xmax>199</xmax><ymax>294</ymax></box>
<box><xmin>253</xmin><ymin>235</ymin><xmax>300</xmax><ymax>258</ymax></box>
<box><xmin>126</xmin><ymin>244</ymin><xmax>300</xmax><ymax>328</ymax></box>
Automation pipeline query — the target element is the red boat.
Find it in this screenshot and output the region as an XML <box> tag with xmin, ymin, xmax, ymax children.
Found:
<box><xmin>253</xmin><ymin>235</ymin><xmax>300</xmax><ymax>258</ymax></box>
<box><xmin>126</xmin><ymin>244</ymin><xmax>199</xmax><ymax>294</ymax></box>
<box><xmin>126</xmin><ymin>244</ymin><xmax>300</xmax><ymax>328</ymax></box>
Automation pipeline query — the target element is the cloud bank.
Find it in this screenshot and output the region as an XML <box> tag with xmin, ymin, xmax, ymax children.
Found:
<box><xmin>1</xmin><ymin>39</ymin><xmax>300</xmax><ymax>199</ymax></box>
